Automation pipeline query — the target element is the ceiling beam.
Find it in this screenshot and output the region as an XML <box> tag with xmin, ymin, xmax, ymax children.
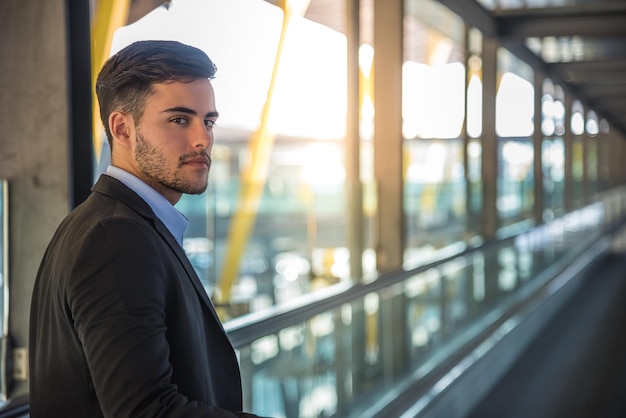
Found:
<box><xmin>433</xmin><ymin>0</ymin><xmax>626</xmax><ymax>137</ymax></box>
<box><xmin>547</xmin><ymin>60</ymin><xmax>626</xmax><ymax>74</ymax></box>
<box><xmin>435</xmin><ymin>0</ymin><xmax>497</xmax><ymax>37</ymax></box>
<box><xmin>494</xmin><ymin>4</ymin><xmax>626</xmax><ymax>39</ymax></box>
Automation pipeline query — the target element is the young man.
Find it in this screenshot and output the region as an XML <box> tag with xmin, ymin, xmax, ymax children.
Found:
<box><xmin>29</xmin><ymin>40</ymin><xmax>262</xmax><ymax>418</ymax></box>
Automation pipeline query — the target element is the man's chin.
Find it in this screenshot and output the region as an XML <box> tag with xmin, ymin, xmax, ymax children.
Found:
<box><xmin>167</xmin><ymin>181</ymin><xmax>207</xmax><ymax>196</ymax></box>
<box><xmin>173</xmin><ymin>175</ymin><xmax>209</xmax><ymax>195</ymax></box>
<box><xmin>183</xmin><ymin>183</ymin><xmax>209</xmax><ymax>195</ymax></box>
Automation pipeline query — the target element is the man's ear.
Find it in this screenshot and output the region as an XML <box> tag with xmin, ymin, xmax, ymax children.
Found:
<box><xmin>108</xmin><ymin>111</ymin><xmax>134</xmax><ymax>148</ymax></box>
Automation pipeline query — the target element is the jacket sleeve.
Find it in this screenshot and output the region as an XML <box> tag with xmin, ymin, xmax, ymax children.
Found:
<box><xmin>67</xmin><ymin>217</ymin><xmax>262</xmax><ymax>418</ymax></box>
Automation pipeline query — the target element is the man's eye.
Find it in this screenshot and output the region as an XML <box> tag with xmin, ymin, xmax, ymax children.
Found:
<box><xmin>171</xmin><ymin>117</ymin><xmax>188</xmax><ymax>124</ymax></box>
<box><xmin>205</xmin><ymin>120</ymin><xmax>216</xmax><ymax>128</ymax></box>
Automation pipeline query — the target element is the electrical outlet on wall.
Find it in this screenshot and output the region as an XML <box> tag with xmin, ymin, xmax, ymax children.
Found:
<box><xmin>13</xmin><ymin>347</ymin><xmax>28</xmax><ymax>381</ymax></box>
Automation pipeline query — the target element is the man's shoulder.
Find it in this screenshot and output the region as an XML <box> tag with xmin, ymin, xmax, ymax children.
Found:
<box><xmin>59</xmin><ymin>178</ymin><xmax>154</xmax><ymax>241</ymax></box>
<box><xmin>74</xmin><ymin>175</ymin><xmax>153</xmax><ymax>219</ymax></box>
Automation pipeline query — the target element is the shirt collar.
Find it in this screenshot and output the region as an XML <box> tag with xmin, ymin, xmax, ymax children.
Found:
<box><xmin>105</xmin><ymin>165</ymin><xmax>189</xmax><ymax>247</ymax></box>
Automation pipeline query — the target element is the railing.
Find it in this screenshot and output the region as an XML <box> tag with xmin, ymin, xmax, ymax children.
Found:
<box><xmin>1</xmin><ymin>188</ymin><xmax>625</xmax><ymax>418</ymax></box>
<box><xmin>226</xmin><ymin>187</ymin><xmax>626</xmax><ymax>418</ymax></box>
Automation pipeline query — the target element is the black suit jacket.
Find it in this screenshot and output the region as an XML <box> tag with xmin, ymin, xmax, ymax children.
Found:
<box><xmin>29</xmin><ymin>175</ymin><xmax>254</xmax><ymax>417</ymax></box>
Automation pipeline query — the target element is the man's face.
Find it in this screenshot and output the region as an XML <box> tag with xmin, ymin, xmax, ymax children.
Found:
<box><xmin>129</xmin><ymin>79</ymin><xmax>218</xmax><ymax>204</ymax></box>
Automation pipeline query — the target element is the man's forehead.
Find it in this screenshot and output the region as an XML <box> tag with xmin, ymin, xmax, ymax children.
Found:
<box><xmin>151</xmin><ymin>79</ymin><xmax>214</xmax><ymax>95</ymax></box>
<box><xmin>148</xmin><ymin>79</ymin><xmax>216</xmax><ymax>111</ymax></box>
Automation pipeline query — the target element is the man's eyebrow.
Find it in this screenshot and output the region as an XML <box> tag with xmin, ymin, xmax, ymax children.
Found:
<box><xmin>162</xmin><ymin>107</ymin><xmax>219</xmax><ymax>118</ymax></box>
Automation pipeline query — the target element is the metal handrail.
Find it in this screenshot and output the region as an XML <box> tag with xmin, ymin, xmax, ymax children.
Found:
<box><xmin>225</xmin><ymin>229</ymin><xmax>520</xmax><ymax>348</ymax></box>
<box><xmin>225</xmin><ymin>202</ymin><xmax>626</xmax><ymax>349</ymax></box>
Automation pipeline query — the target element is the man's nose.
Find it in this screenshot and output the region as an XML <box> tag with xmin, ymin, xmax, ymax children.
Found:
<box><xmin>193</xmin><ymin>122</ymin><xmax>213</xmax><ymax>149</ymax></box>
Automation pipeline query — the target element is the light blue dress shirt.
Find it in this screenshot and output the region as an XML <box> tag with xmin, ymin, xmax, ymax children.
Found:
<box><xmin>105</xmin><ymin>166</ymin><xmax>188</xmax><ymax>247</ymax></box>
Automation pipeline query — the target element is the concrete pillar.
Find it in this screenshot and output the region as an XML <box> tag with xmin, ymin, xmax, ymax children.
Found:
<box><xmin>582</xmin><ymin>130</ymin><xmax>590</xmax><ymax>203</ymax></box>
<box><xmin>563</xmin><ymin>93</ymin><xmax>574</xmax><ymax>211</ymax></box>
<box><xmin>346</xmin><ymin>0</ymin><xmax>364</xmax><ymax>280</ymax></box>
<box><xmin>481</xmin><ymin>36</ymin><xmax>498</xmax><ymax>239</ymax></box>
<box><xmin>533</xmin><ymin>71</ymin><xmax>544</xmax><ymax>224</ymax></box>
<box><xmin>373</xmin><ymin>0</ymin><xmax>404</xmax><ymax>273</ymax></box>
<box><xmin>610</xmin><ymin>129</ymin><xmax>626</xmax><ymax>187</ymax></box>
<box><xmin>609</xmin><ymin>129</ymin><xmax>625</xmax><ymax>188</ymax></box>
<box><xmin>0</xmin><ymin>0</ymin><xmax>71</xmax><ymax>397</ymax></box>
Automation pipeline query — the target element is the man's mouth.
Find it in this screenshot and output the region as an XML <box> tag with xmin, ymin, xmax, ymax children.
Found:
<box><xmin>182</xmin><ymin>155</ymin><xmax>211</xmax><ymax>167</ymax></box>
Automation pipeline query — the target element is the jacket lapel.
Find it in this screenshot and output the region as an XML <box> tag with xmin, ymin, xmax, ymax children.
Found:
<box><xmin>153</xmin><ymin>219</ymin><xmax>226</xmax><ymax>326</ymax></box>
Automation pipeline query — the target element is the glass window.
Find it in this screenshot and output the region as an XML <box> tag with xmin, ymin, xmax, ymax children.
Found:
<box><xmin>497</xmin><ymin>138</ymin><xmax>534</xmax><ymax>226</ymax></box>
<box><xmin>496</xmin><ymin>48</ymin><xmax>535</xmax><ymax>230</ymax></box>
<box><xmin>586</xmin><ymin>110</ymin><xmax>599</xmax><ymax>137</ymax></box>
<box><xmin>571</xmin><ymin>100</ymin><xmax>585</xmax><ymax>136</ymax></box>
<box><xmin>541</xmin><ymin>79</ymin><xmax>565</xmax><ymax>220</ymax></box>
<box><xmin>94</xmin><ymin>0</ymin><xmax>352</xmax><ymax>319</ymax></box>
<box><xmin>542</xmin><ymin>138</ymin><xmax>565</xmax><ymax>219</ymax></box>
<box><xmin>572</xmin><ymin>137</ymin><xmax>585</xmax><ymax>206</ymax></box>
<box><xmin>403</xmin><ymin>0</ymin><xmax>469</xmax><ymax>267</ymax></box>
<box><xmin>495</xmin><ymin>50</ymin><xmax>534</xmax><ymax>138</ymax></box>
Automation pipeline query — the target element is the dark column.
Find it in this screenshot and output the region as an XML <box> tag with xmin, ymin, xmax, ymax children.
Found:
<box><xmin>481</xmin><ymin>36</ymin><xmax>498</xmax><ymax>239</ymax></box>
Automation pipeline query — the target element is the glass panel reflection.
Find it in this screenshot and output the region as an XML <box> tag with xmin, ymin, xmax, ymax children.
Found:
<box><xmin>105</xmin><ymin>0</ymin><xmax>353</xmax><ymax>320</ymax></box>
<box><xmin>498</xmin><ymin>138</ymin><xmax>534</xmax><ymax>228</ymax></box>
<box><xmin>404</xmin><ymin>139</ymin><xmax>468</xmax><ymax>266</ymax></box>
<box><xmin>231</xmin><ymin>200</ymin><xmax>614</xmax><ymax>417</ymax></box>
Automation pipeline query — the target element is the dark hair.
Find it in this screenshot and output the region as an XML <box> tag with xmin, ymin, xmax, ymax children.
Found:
<box><xmin>95</xmin><ymin>40</ymin><xmax>217</xmax><ymax>145</ymax></box>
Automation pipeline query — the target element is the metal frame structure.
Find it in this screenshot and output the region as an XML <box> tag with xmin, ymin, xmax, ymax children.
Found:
<box><xmin>438</xmin><ymin>0</ymin><xmax>626</xmax><ymax>136</ymax></box>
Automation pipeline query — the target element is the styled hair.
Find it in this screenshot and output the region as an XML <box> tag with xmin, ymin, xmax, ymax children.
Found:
<box><xmin>95</xmin><ymin>40</ymin><xmax>217</xmax><ymax>145</ymax></box>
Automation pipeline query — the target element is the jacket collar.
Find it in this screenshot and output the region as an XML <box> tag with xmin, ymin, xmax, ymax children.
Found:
<box><xmin>91</xmin><ymin>175</ymin><xmax>225</xmax><ymax>327</ymax></box>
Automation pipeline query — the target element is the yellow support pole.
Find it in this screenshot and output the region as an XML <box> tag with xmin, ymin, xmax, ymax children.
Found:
<box><xmin>217</xmin><ymin>0</ymin><xmax>310</xmax><ymax>312</ymax></box>
<box><xmin>91</xmin><ymin>0</ymin><xmax>131</xmax><ymax>161</ymax></box>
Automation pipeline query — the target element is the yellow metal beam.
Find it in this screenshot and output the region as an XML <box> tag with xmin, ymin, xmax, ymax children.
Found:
<box><xmin>91</xmin><ymin>0</ymin><xmax>131</xmax><ymax>161</ymax></box>
<box><xmin>217</xmin><ymin>0</ymin><xmax>310</xmax><ymax>312</ymax></box>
